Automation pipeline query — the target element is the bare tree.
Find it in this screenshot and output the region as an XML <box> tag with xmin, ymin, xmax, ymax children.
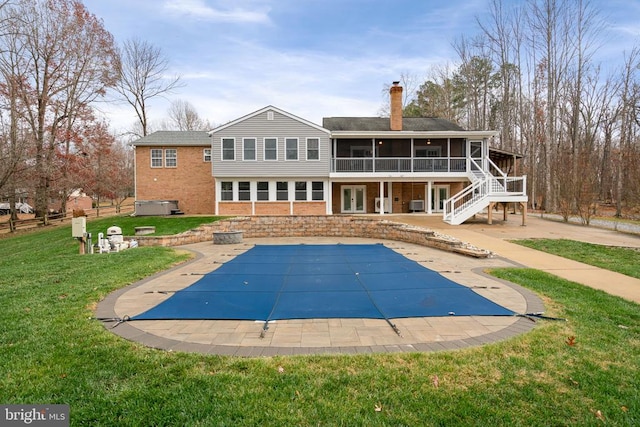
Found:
<box><xmin>378</xmin><ymin>71</ymin><xmax>422</xmax><ymax>117</ymax></box>
<box><xmin>114</xmin><ymin>38</ymin><xmax>183</xmax><ymax>137</ymax></box>
<box><xmin>163</xmin><ymin>99</ymin><xmax>211</xmax><ymax>131</ymax></box>
<box><xmin>0</xmin><ymin>0</ymin><xmax>119</xmax><ymax>221</ymax></box>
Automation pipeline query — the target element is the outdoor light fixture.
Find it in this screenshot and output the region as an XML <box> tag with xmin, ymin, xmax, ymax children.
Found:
<box><xmin>427</xmin><ymin>139</ymin><xmax>431</xmax><ymax>145</ymax></box>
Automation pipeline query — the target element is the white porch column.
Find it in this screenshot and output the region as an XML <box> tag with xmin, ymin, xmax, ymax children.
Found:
<box><xmin>427</xmin><ymin>181</ymin><xmax>433</xmax><ymax>214</ymax></box>
<box><xmin>388</xmin><ymin>182</ymin><xmax>393</xmax><ymax>213</ymax></box>
<box><xmin>379</xmin><ymin>180</ymin><xmax>385</xmax><ymax>215</ymax></box>
<box><xmin>326</xmin><ymin>180</ymin><xmax>333</xmax><ymax>214</ymax></box>
<box><xmin>214</xmin><ymin>180</ymin><xmax>220</xmax><ymax>215</ymax></box>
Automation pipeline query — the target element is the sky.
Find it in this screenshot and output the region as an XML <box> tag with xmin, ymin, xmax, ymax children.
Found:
<box><xmin>82</xmin><ymin>0</ymin><xmax>640</xmax><ymax>136</ymax></box>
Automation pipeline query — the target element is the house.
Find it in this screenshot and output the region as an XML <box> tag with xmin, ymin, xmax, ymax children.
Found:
<box><xmin>209</xmin><ymin>106</ymin><xmax>332</xmax><ymax>216</ymax></box>
<box><xmin>132</xmin><ymin>131</ymin><xmax>215</xmax><ymax>214</ymax></box>
<box><xmin>131</xmin><ymin>83</ymin><xmax>527</xmax><ymax>224</ymax></box>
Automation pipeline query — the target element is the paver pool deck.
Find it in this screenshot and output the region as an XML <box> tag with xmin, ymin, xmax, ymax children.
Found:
<box><xmin>97</xmin><ymin>214</ymin><xmax>640</xmax><ymax>356</ymax></box>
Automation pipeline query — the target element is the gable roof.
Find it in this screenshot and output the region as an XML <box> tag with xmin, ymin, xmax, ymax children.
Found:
<box><xmin>131</xmin><ymin>131</ymin><xmax>210</xmax><ymax>146</ymax></box>
<box><xmin>210</xmin><ymin>105</ymin><xmax>330</xmax><ymax>135</ymax></box>
<box><xmin>323</xmin><ymin>117</ymin><xmax>466</xmax><ymax>132</ymax></box>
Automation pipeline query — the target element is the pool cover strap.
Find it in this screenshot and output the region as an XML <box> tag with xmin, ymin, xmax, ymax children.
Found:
<box><xmin>131</xmin><ymin>244</ymin><xmax>515</xmax><ymax>323</ymax></box>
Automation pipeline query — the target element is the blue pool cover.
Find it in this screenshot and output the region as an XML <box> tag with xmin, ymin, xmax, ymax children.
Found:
<box><xmin>132</xmin><ymin>244</ymin><xmax>514</xmax><ymax>321</ymax></box>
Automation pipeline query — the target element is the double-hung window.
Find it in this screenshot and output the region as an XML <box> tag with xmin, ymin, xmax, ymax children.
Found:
<box><xmin>220</xmin><ymin>182</ymin><xmax>233</xmax><ymax>201</ymax></box>
<box><xmin>276</xmin><ymin>182</ymin><xmax>289</xmax><ymax>201</ymax></box>
<box><xmin>164</xmin><ymin>149</ymin><xmax>177</xmax><ymax>167</ymax></box>
<box><xmin>151</xmin><ymin>149</ymin><xmax>163</xmax><ymax>168</ymax></box>
<box><xmin>264</xmin><ymin>138</ymin><xmax>277</xmax><ymax>160</ymax></box>
<box><xmin>203</xmin><ymin>148</ymin><xmax>212</xmax><ymax>162</ymax></box>
<box><xmin>238</xmin><ymin>182</ymin><xmax>251</xmax><ymax>200</ymax></box>
<box><xmin>285</xmin><ymin>138</ymin><xmax>298</xmax><ymax>160</ymax></box>
<box><xmin>243</xmin><ymin>138</ymin><xmax>256</xmax><ymax>161</ymax></box>
<box><xmin>295</xmin><ymin>182</ymin><xmax>307</xmax><ymax>201</ymax></box>
<box><xmin>257</xmin><ymin>182</ymin><xmax>269</xmax><ymax>201</ymax></box>
<box><xmin>306</xmin><ymin>138</ymin><xmax>320</xmax><ymax>160</ymax></box>
<box><xmin>222</xmin><ymin>138</ymin><xmax>235</xmax><ymax>160</ymax></box>
<box><xmin>312</xmin><ymin>182</ymin><xmax>324</xmax><ymax>201</ymax></box>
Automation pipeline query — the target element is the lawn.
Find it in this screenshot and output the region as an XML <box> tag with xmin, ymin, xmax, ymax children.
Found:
<box><xmin>513</xmin><ymin>238</ymin><xmax>640</xmax><ymax>280</ymax></box>
<box><xmin>86</xmin><ymin>215</ymin><xmax>225</xmax><ymax>236</ymax></box>
<box><xmin>1</xmin><ymin>220</ymin><xmax>638</xmax><ymax>425</ymax></box>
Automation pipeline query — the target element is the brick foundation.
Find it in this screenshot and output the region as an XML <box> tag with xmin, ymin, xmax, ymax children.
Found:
<box><xmin>129</xmin><ymin>216</ymin><xmax>490</xmax><ymax>258</ymax></box>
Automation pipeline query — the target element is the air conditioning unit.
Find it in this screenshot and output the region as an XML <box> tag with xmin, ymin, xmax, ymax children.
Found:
<box><xmin>409</xmin><ymin>199</ymin><xmax>425</xmax><ymax>212</ymax></box>
<box><xmin>375</xmin><ymin>197</ymin><xmax>391</xmax><ymax>213</ymax></box>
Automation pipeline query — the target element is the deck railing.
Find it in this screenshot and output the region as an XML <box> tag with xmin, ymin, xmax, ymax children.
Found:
<box><xmin>332</xmin><ymin>157</ymin><xmax>468</xmax><ymax>173</ymax></box>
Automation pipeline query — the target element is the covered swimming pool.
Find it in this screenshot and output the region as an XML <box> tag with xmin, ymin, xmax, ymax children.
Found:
<box><xmin>132</xmin><ymin>244</ymin><xmax>514</xmax><ymax>325</ymax></box>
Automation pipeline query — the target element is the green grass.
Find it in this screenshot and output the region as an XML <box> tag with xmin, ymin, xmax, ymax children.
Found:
<box><xmin>85</xmin><ymin>215</ymin><xmax>225</xmax><ymax>236</ymax></box>
<box><xmin>513</xmin><ymin>238</ymin><xmax>640</xmax><ymax>280</ymax></box>
<box><xmin>1</xmin><ymin>224</ymin><xmax>639</xmax><ymax>425</ymax></box>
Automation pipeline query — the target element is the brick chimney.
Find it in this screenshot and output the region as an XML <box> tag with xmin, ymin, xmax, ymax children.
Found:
<box><xmin>390</xmin><ymin>81</ymin><xmax>403</xmax><ymax>131</ymax></box>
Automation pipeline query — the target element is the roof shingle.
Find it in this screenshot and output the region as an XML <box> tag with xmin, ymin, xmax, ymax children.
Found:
<box><xmin>322</xmin><ymin>117</ymin><xmax>465</xmax><ymax>132</ymax></box>
<box><xmin>131</xmin><ymin>131</ymin><xmax>210</xmax><ymax>146</ymax></box>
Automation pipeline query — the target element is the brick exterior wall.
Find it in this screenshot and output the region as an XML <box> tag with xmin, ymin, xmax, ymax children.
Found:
<box><xmin>218</xmin><ymin>201</ymin><xmax>327</xmax><ymax>216</ymax></box>
<box><xmin>217</xmin><ymin>202</ymin><xmax>253</xmax><ymax>215</ymax></box>
<box><xmin>129</xmin><ymin>215</ymin><xmax>490</xmax><ymax>258</ymax></box>
<box><xmin>254</xmin><ymin>202</ymin><xmax>290</xmax><ymax>215</ymax></box>
<box><xmin>135</xmin><ymin>146</ymin><xmax>215</xmax><ymax>214</ymax></box>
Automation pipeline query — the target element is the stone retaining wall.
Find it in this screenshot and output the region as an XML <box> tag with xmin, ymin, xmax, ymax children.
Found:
<box><xmin>128</xmin><ymin>216</ymin><xmax>490</xmax><ymax>258</ymax></box>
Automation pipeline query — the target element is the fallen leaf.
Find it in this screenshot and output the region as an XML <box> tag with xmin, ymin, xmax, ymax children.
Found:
<box><xmin>566</xmin><ymin>336</ymin><xmax>576</xmax><ymax>346</ymax></box>
<box><xmin>432</xmin><ymin>374</ymin><xmax>440</xmax><ymax>388</ymax></box>
<box><xmin>592</xmin><ymin>409</ymin><xmax>605</xmax><ymax>421</ymax></box>
<box><xmin>621</xmin><ymin>406</ymin><xmax>628</xmax><ymax>412</ymax></box>
<box><xmin>278</xmin><ymin>366</ymin><xmax>285</xmax><ymax>374</ymax></box>
<box><xmin>374</xmin><ymin>403</ymin><xmax>382</xmax><ymax>412</ymax></box>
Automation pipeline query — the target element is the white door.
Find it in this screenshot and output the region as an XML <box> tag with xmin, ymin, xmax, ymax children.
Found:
<box><xmin>341</xmin><ymin>185</ymin><xmax>366</xmax><ymax>213</ymax></box>
<box><xmin>430</xmin><ymin>185</ymin><xmax>450</xmax><ymax>213</ymax></box>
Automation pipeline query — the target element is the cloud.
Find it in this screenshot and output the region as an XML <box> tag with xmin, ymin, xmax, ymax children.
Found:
<box><xmin>163</xmin><ymin>0</ymin><xmax>270</xmax><ymax>24</ymax></box>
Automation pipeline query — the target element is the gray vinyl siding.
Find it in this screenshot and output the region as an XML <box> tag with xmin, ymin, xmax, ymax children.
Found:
<box><xmin>212</xmin><ymin>109</ymin><xmax>330</xmax><ymax>178</ymax></box>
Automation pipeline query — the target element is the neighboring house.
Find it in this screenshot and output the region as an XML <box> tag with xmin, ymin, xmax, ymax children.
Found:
<box><xmin>131</xmin><ymin>83</ymin><xmax>528</xmax><ymax>224</ymax></box>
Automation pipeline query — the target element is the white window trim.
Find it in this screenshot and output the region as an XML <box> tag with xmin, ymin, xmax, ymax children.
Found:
<box><xmin>203</xmin><ymin>148</ymin><xmax>212</xmax><ymax>162</ymax></box>
<box><xmin>256</xmin><ymin>181</ymin><xmax>270</xmax><ymax>201</ymax></box>
<box><xmin>276</xmin><ymin>181</ymin><xmax>289</xmax><ymax>201</ymax></box>
<box><xmin>238</xmin><ymin>181</ymin><xmax>251</xmax><ymax>200</ymax></box>
<box><xmin>221</xmin><ymin>137</ymin><xmax>235</xmax><ymax>161</ymax></box>
<box><xmin>243</xmin><ymin>138</ymin><xmax>257</xmax><ymax>161</ymax></box>
<box><xmin>311</xmin><ymin>181</ymin><xmax>324</xmax><ymax>201</ymax></box>
<box><xmin>164</xmin><ymin>148</ymin><xmax>177</xmax><ymax>168</ymax></box>
<box><xmin>150</xmin><ymin>148</ymin><xmax>163</xmax><ymax>168</ymax></box>
<box><xmin>306</xmin><ymin>138</ymin><xmax>320</xmax><ymax>161</ymax></box>
<box><xmin>295</xmin><ymin>181</ymin><xmax>308</xmax><ymax>201</ymax></box>
<box><xmin>285</xmin><ymin>138</ymin><xmax>299</xmax><ymax>161</ymax></box>
<box><xmin>220</xmin><ymin>181</ymin><xmax>234</xmax><ymax>201</ymax></box>
<box><xmin>263</xmin><ymin>137</ymin><xmax>278</xmax><ymax>161</ymax></box>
